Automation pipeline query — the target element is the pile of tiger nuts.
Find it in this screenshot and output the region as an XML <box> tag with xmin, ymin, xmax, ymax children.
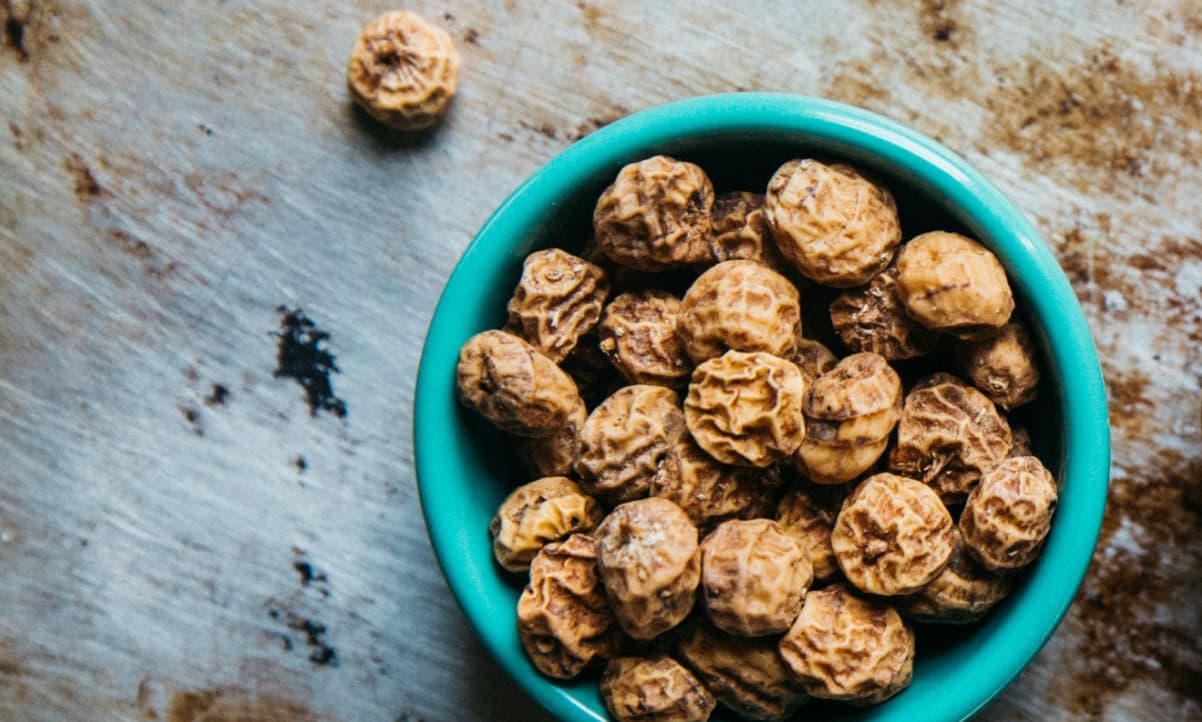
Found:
<box><xmin>456</xmin><ymin>155</ymin><xmax>1058</xmax><ymax>721</ymax></box>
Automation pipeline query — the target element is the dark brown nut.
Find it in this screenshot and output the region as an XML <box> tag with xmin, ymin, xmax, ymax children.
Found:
<box><xmin>346</xmin><ymin>11</ymin><xmax>460</xmax><ymax>130</ymax></box>
<box><xmin>515</xmin><ymin>397</ymin><xmax>586</xmax><ymax>477</ymax></box>
<box><xmin>705</xmin><ymin>192</ymin><xmax>782</xmax><ymax>269</ymax></box>
<box><xmin>594</xmin><ymin>156</ymin><xmax>715</xmax><ymax>271</ymax></box>
<box><xmin>489</xmin><ymin>477</ymin><xmax>605</xmax><ymax>573</ymax></box>
<box><xmin>598</xmin><ymin>290</ymin><xmax>692</xmax><ymax>388</ymax></box>
<box><xmin>505</xmin><ymin>249</ymin><xmax>610</xmax><ymax>363</ymax></box>
<box><xmin>764</xmin><ymin>160</ymin><xmax>901</xmax><ymax>287</ymax></box>
<box><xmin>675</xmin><ymin>622</ymin><xmax>810</xmax><ymax>721</ymax></box>
<box><xmin>896</xmin><ymin>231</ymin><xmax>1015</xmax><ymax>337</ymax></box>
<box><xmin>651</xmin><ymin>438</ymin><xmax>773</xmax><ymax>530</ymax></box>
<box><xmin>897</xmin><ymin>529</ymin><xmax>1013</xmax><ymax>624</ymax></box>
<box><xmin>775</xmin><ymin>483</ymin><xmax>846</xmax><ymax>581</ymax></box>
<box><xmin>601</xmin><ymin>656</ymin><xmax>716</xmax><ymax>722</ymax></box>
<box><xmin>960</xmin><ymin>455</ymin><xmax>1058</xmax><ymax>571</ymax></box>
<box><xmin>700</xmin><ymin>519</ymin><xmax>812</xmax><ymax>636</ymax></box>
<box><xmin>684</xmin><ymin>351</ymin><xmax>807</xmax><ymax>468</ymax></box>
<box><xmin>955</xmin><ymin>322</ymin><xmax>1040</xmax><ymax>409</ymax></box>
<box><xmin>778</xmin><ymin>584</ymin><xmax>915</xmax><ymax>704</ymax></box>
<box><xmin>1008</xmin><ymin>425</ymin><xmax>1033</xmax><ymax>458</ymax></box>
<box><xmin>517</xmin><ymin>534</ymin><xmax>622</xmax><ymax>678</ymax></box>
<box><xmin>576</xmin><ymin>385</ymin><xmax>687</xmax><ymax>503</ymax></box>
<box><xmin>888</xmin><ymin>373</ymin><xmax>1013</xmax><ymax>504</ymax></box>
<box><xmin>832</xmin><ymin>473</ymin><xmax>955</xmax><ymax>596</ymax></box>
<box><xmin>789</xmin><ymin>338</ymin><xmax>838</xmax><ymax>383</ymax></box>
<box><xmin>456</xmin><ymin>330</ymin><xmax>583</xmax><ymax>437</ymax></box>
<box><xmin>595</xmin><ymin>498</ymin><xmax>701</xmax><ymax>639</ymax></box>
<box><xmin>677</xmin><ymin>260</ymin><xmax>802</xmax><ymax>363</ymax></box>
<box><xmin>830</xmin><ymin>265</ymin><xmax>938</xmax><ymax>360</ymax></box>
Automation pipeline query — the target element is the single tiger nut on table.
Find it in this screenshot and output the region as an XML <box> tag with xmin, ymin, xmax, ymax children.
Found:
<box><xmin>346</xmin><ymin>11</ymin><xmax>460</xmax><ymax>130</ymax></box>
<box><xmin>650</xmin><ymin>438</ymin><xmax>774</xmax><ymax>531</ymax></box>
<box><xmin>601</xmin><ymin>656</ymin><xmax>717</xmax><ymax>722</ymax></box>
<box><xmin>700</xmin><ymin>519</ymin><xmax>813</xmax><ymax>636</ymax></box>
<box><xmin>489</xmin><ymin>476</ymin><xmax>604</xmax><ymax>573</ymax></box>
<box><xmin>896</xmin><ymin>231</ymin><xmax>1015</xmax><ymax>338</ymax></box>
<box><xmin>576</xmin><ymin>385</ymin><xmax>687</xmax><ymax>503</ymax></box>
<box><xmin>595</xmin><ymin>497</ymin><xmax>701</xmax><ymax>640</ymax></box>
<box><xmin>830</xmin><ymin>264</ymin><xmax>939</xmax><ymax>360</ymax></box>
<box><xmin>789</xmin><ymin>337</ymin><xmax>838</xmax><ymax>383</ymax></box>
<box><xmin>597</xmin><ymin>290</ymin><xmax>692</xmax><ymax>388</ymax></box>
<box><xmin>684</xmin><ymin>351</ymin><xmax>807</xmax><ymax>468</ymax></box>
<box><xmin>505</xmin><ymin>248</ymin><xmax>610</xmax><ymax>363</ymax></box>
<box><xmin>515</xmin><ymin>396</ymin><xmax>586</xmax><ymax>478</ymax></box>
<box><xmin>594</xmin><ymin>155</ymin><xmax>715</xmax><ymax>271</ymax></box>
<box><xmin>775</xmin><ymin>483</ymin><xmax>846</xmax><ymax>582</ymax></box>
<box><xmin>954</xmin><ymin>321</ymin><xmax>1041</xmax><ymax>410</ymax></box>
<box><xmin>960</xmin><ymin>455</ymin><xmax>1058</xmax><ymax>571</ymax></box>
<box><xmin>677</xmin><ymin>260</ymin><xmax>802</xmax><ymax>364</ymax></box>
<box><xmin>517</xmin><ymin>534</ymin><xmax>622</xmax><ymax>679</ymax></box>
<box><xmin>896</xmin><ymin>528</ymin><xmax>1013</xmax><ymax>624</ymax></box>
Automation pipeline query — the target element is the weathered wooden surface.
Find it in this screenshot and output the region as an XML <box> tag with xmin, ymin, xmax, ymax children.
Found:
<box><xmin>1</xmin><ymin>1</ymin><xmax>1199</xmax><ymax>720</ymax></box>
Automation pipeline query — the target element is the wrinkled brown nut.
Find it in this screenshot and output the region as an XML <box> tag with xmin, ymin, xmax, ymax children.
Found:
<box><xmin>684</xmin><ymin>351</ymin><xmax>807</xmax><ymax>468</ymax></box>
<box><xmin>505</xmin><ymin>249</ymin><xmax>610</xmax><ymax>363</ymax></box>
<box><xmin>790</xmin><ymin>338</ymin><xmax>838</xmax><ymax>383</ymax></box>
<box><xmin>576</xmin><ymin>385</ymin><xmax>687</xmax><ymax>503</ymax></box>
<box><xmin>775</xmin><ymin>483</ymin><xmax>845</xmax><ymax>581</ymax></box>
<box><xmin>795</xmin><ymin>434</ymin><xmax>889</xmax><ymax>486</ymax></box>
<box><xmin>700</xmin><ymin>519</ymin><xmax>812</xmax><ymax>636</ymax></box>
<box><xmin>346</xmin><ymin>12</ymin><xmax>460</xmax><ymax>130</ymax></box>
<box><xmin>594</xmin><ymin>156</ymin><xmax>715</xmax><ymax>271</ymax></box>
<box><xmin>518</xmin><ymin>534</ymin><xmax>622</xmax><ymax>678</ymax></box>
<box><xmin>888</xmin><ymin>373</ymin><xmax>1013</xmax><ymax>504</ymax></box>
<box><xmin>601</xmin><ymin>656</ymin><xmax>716</xmax><ymax>722</ymax></box>
<box><xmin>595</xmin><ymin>498</ymin><xmax>701</xmax><ymax>639</ymax></box>
<box><xmin>778</xmin><ymin>584</ymin><xmax>915</xmax><ymax>704</ymax></box>
<box><xmin>832</xmin><ymin>473</ymin><xmax>955</xmax><ymax>596</ymax></box>
<box><xmin>515</xmin><ymin>397</ymin><xmax>586</xmax><ymax>477</ymax></box>
<box><xmin>897</xmin><ymin>529</ymin><xmax>1013</xmax><ymax>624</ymax></box>
<box><xmin>650</xmin><ymin>438</ymin><xmax>773</xmax><ymax>530</ymax></box>
<box><xmin>598</xmin><ymin>290</ymin><xmax>692</xmax><ymax>388</ymax></box>
<box><xmin>677</xmin><ymin>260</ymin><xmax>802</xmax><ymax>363</ymax></box>
<box><xmin>830</xmin><ymin>265</ymin><xmax>939</xmax><ymax>360</ymax></box>
<box><xmin>675</xmin><ymin>622</ymin><xmax>810</xmax><ymax>721</ymax></box>
<box><xmin>456</xmin><ymin>330</ymin><xmax>583</xmax><ymax>437</ymax></box>
<box><xmin>896</xmin><ymin>231</ymin><xmax>1015</xmax><ymax>337</ymax></box>
<box><xmin>489</xmin><ymin>477</ymin><xmax>604</xmax><ymax>573</ymax></box>
<box><xmin>764</xmin><ymin>160</ymin><xmax>901</xmax><ymax>287</ymax></box>
<box><xmin>955</xmin><ymin>322</ymin><xmax>1040</xmax><ymax>409</ymax></box>
<box><xmin>960</xmin><ymin>456</ymin><xmax>1058</xmax><ymax>571</ymax></box>
<box><xmin>705</xmin><ymin>192</ymin><xmax>782</xmax><ymax>269</ymax></box>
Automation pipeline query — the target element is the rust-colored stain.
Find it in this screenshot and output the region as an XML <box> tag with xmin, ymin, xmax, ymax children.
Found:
<box><xmin>2</xmin><ymin>0</ymin><xmax>29</xmax><ymax>62</ymax></box>
<box><xmin>165</xmin><ymin>687</ymin><xmax>325</xmax><ymax>722</ymax></box>
<box><xmin>575</xmin><ymin>1</ymin><xmax>602</xmax><ymax>33</ymax></box>
<box><xmin>462</xmin><ymin>27</ymin><xmax>479</xmax><ymax>45</ymax></box>
<box><xmin>918</xmin><ymin>0</ymin><xmax>971</xmax><ymax>46</ymax></box>
<box><xmin>64</xmin><ymin>152</ymin><xmax>101</xmax><ymax>199</ymax></box>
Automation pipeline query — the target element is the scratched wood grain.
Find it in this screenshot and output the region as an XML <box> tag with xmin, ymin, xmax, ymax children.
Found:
<box><xmin>0</xmin><ymin>1</ymin><xmax>1199</xmax><ymax>721</ymax></box>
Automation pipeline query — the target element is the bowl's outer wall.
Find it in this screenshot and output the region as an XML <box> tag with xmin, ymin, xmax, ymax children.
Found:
<box><xmin>414</xmin><ymin>94</ymin><xmax>1110</xmax><ymax>722</ymax></box>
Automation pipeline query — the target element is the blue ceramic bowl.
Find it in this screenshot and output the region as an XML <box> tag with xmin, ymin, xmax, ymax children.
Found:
<box><xmin>414</xmin><ymin>94</ymin><xmax>1109</xmax><ymax>722</ymax></box>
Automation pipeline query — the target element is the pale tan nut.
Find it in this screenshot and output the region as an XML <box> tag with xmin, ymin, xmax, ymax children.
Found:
<box><xmin>700</xmin><ymin>519</ymin><xmax>812</xmax><ymax>636</ymax></box>
<box><xmin>795</xmin><ymin>433</ymin><xmax>890</xmax><ymax>486</ymax></box>
<box><xmin>897</xmin><ymin>529</ymin><xmax>1013</xmax><ymax>624</ymax></box>
<box><xmin>705</xmin><ymin>192</ymin><xmax>785</xmax><ymax>270</ymax></box>
<box><xmin>955</xmin><ymin>321</ymin><xmax>1041</xmax><ymax>410</ymax></box>
<box><xmin>677</xmin><ymin>260</ymin><xmax>802</xmax><ymax>363</ymax></box>
<box><xmin>595</xmin><ymin>498</ymin><xmax>701</xmax><ymax>640</ymax></box>
<box><xmin>601</xmin><ymin>656</ymin><xmax>716</xmax><ymax>722</ymax></box>
<box><xmin>505</xmin><ymin>249</ymin><xmax>610</xmax><ymax>363</ymax></box>
<box><xmin>896</xmin><ymin>231</ymin><xmax>1015</xmax><ymax>338</ymax></box>
<box><xmin>830</xmin><ymin>264</ymin><xmax>939</xmax><ymax>360</ymax></box>
<box><xmin>515</xmin><ymin>397</ymin><xmax>586</xmax><ymax>477</ymax></box>
<box><xmin>960</xmin><ymin>455</ymin><xmax>1058</xmax><ymax>571</ymax></box>
<box><xmin>456</xmin><ymin>330</ymin><xmax>583</xmax><ymax>437</ymax></box>
<box><xmin>888</xmin><ymin>373</ymin><xmax>1013</xmax><ymax>504</ymax></box>
<box><xmin>832</xmin><ymin>473</ymin><xmax>955</xmax><ymax>596</ymax></box>
<box><xmin>675</xmin><ymin>621</ymin><xmax>810</xmax><ymax>721</ymax></box>
<box><xmin>789</xmin><ymin>338</ymin><xmax>838</xmax><ymax>383</ymax></box>
<box><xmin>764</xmin><ymin>159</ymin><xmax>901</xmax><ymax>287</ymax></box>
<box><xmin>778</xmin><ymin>584</ymin><xmax>915</xmax><ymax>704</ymax></box>
<box><xmin>576</xmin><ymin>385</ymin><xmax>687</xmax><ymax>503</ymax></box>
<box><xmin>684</xmin><ymin>351</ymin><xmax>807</xmax><ymax>468</ymax></box>
<box><xmin>593</xmin><ymin>156</ymin><xmax>715</xmax><ymax>271</ymax></box>
<box><xmin>597</xmin><ymin>290</ymin><xmax>691</xmax><ymax>388</ymax></box>
<box><xmin>517</xmin><ymin>534</ymin><xmax>622</xmax><ymax>679</ymax></box>
<box><xmin>489</xmin><ymin>477</ymin><xmax>605</xmax><ymax>573</ymax></box>
<box><xmin>650</xmin><ymin>438</ymin><xmax>774</xmax><ymax>531</ymax></box>
<box><xmin>775</xmin><ymin>483</ymin><xmax>846</xmax><ymax>581</ymax></box>
<box><xmin>346</xmin><ymin>11</ymin><xmax>460</xmax><ymax>131</ymax></box>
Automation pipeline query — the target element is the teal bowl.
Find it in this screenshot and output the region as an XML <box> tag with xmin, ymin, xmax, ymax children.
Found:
<box><xmin>414</xmin><ymin>93</ymin><xmax>1109</xmax><ymax>721</ymax></box>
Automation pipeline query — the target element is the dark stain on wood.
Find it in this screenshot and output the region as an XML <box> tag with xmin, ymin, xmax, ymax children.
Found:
<box><xmin>166</xmin><ymin>686</ymin><xmax>325</xmax><ymax>722</ymax></box>
<box><xmin>180</xmin><ymin>406</ymin><xmax>203</xmax><ymax>435</ymax></box>
<box><xmin>273</xmin><ymin>307</ymin><xmax>347</xmax><ymax>419</ymax></box>
<box><xmin>463</xmin><ymin>27</ymin><xmax>479</xmax><ymax>45</ymax></box>
<box><xmin>919</xmin><ymin>0</ymin><xmax>969</xmax><ymax>46</ymax></box>
<box><xmin>204</xmin><ymin>383</ymin><xmax>230</xmax><ymax>407</ymax></box>
<box><xmin>265</xmin><ymin>603</ymin><xmax>339</xmax><ymax>669</ymax></box>
<box><xmin>3</xmin><ymin>0</ymin><xmax>29</xmax><ymax>62</ymax></box>
<box><xmin>65</xmin><ymin>153</ymin><xmax>101</xmax><ymax>199</ymax></box>
<box><xmin>294</xmin><ymin>455</ymin><xmax>307</xmax><ymax>472</ymax></box>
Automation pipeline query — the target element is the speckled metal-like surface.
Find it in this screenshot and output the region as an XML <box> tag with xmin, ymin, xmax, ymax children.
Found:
<box><xmin>0</xmin><ymin>1</ymin><xmax>1198</xmax><ymax>721</ymax></box>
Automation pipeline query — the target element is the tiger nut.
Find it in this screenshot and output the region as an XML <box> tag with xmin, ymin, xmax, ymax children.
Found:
<box><xmin>960</xmin><ymin>455</ymin><xmax>1058</xmax><ymax>571</ymax></box>
<box><xmin>650</xmin><ymin>438</ymin><xmax>774</xmax><ymax>530</ymax></box>
<box><xmin>700</xmin><ymin>519</ymin><xmax>812</xmax><ymax>636</ymax></box>
<box><xmin>795</xmin><ymin>434</ymin><xmax>889</xmax><ymax>487</ymax></box>
<box><xmin>515</xmin><ymin>396</ymin><xmax>586</xmax><ymax>477</ymax></box>
<box><xmin>505</xmin><ymin>248</ymin><xmax>610</xmax><ymax>363</ymax></box>
<box><xmin>955</xmin><ymin>321</ymin><xmax>1040</xmax><ymax>410</ymax></box>
<box><xmin>789</xmin><ymin>337</ymin><xmax>838</xmax><ymax>383</ymax></box>
<box><xmin>576</xmin><ymin>385</ymin><xmax>688</xmax><ymax>503</ymax></box>
<box><xmin>705</xmin><ymin>192</ymin><xmax>782</xmax><ymax>269</ymax></box>
<box><xmin>775</xmin><ymin>483</ymin><xmax>845</xmax><ymax>581</ymax></box>
<box><xmin>489</xmin><ymin>477</ymin><xmax>604</xmax><ymax>573</ymax></box>
<box><xmin>896</xmin><ymin>231</ymin><xmax>1015</xmax><ymax>337</ymax></box>
<box><xmin>896</xmin><ymin>529</ymin><xmax>1013</xmax><ymax>624</ymax></box>
<box><xmin>677</xmin><ymin>260</ymin><xmax>802</xmax><ymax>364</ymax></box>
<box><xmin>598</xmin><ymin>290</ymin><xmax>692</xmax><ymax>388</ymax></box>
<box><xmin>601</xmin><ymin>656</ymin><xmax>716</xmax><ymax>722</ymax></box>
<box><xmin>830</xmin><ymin>264</ymin><xmax>938</xmax><ymax>360</ymax></box>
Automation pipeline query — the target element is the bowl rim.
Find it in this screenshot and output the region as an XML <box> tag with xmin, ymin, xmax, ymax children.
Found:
<box><xmin>414</xmin><ymin>92</ymin><xmax>1110</xmax><ymax>722</ymax></box>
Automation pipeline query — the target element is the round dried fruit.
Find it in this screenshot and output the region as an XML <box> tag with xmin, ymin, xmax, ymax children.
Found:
<box><xmin>705</xmin><ymin>192</ymin><xmax>781</xmax><ymax>269</ymax></box>
<box><xmin>896</xmin><ymin>529</ymin><xmax>1013</xmax><ymax>624</ymax></box>
<box><xmin>677</xmin><ymin>260</ymin><xmax>802</xmax><ymax>363</ymax></box>
<box><xmin>489</xmin><ymin>477</ymin><xmax>604</xmax><ymax>573</ymax></box>
<box><xmin>650</xmin><ymin>438</ymin><xmax>773</xmax><ymax>530</ymax></box>
<box><xmin>576</xmin><ymin>385</ymin><xmax>687</xmax><ymax>503</ymax></box>
<box><xmin>789</xmin><ymin>338</ymin><xmax>838</xmax><ymax>383</ymax></box>
<box><xmin>346</xmin><ymin>11</ymin><xmax>460</xmax><ymax>130</ymax></box>
<box><xmin>515</xmin><ymin>396</ymin><xmax>586</xmax><ymax>477</ymax></box>
<box><xmin>960</xmin><ymin>455</ymin><xmax>1058</xmax><ymax>571</ymax></box>
<box><xmin>775</xmin><ymin>483</ymin><xmax>846</xmax><ymax>581</ymax></box>
<box><xmin>601</xmin><ymin>656</ymin><xmax>716</xmax><ymax>722</ymax></box>
<box><xmin>598</xmin><ymin>290</ymin><xmax>691</xmax><ymax>388</ymax></box>
<box><xmin>896</xmin><ymin>231</ymin><xmax>1015</xmax><ymax>337</ymax></box>
<box><xmin>830</xmin><ymin>264</ymin><xmax>938</xmax><ymax>360</ymax></box>
<box><xmin>505</xmin><ymin>248</ymin><xmax>610</xmax><ymax>363</ymax></box>
<box><xmin>955</xmin><ymin>321</ymin><xmax>1040</xmax><ymax>409</ymax></box>
<box><xmin>700</xmin><ymin>519</ymin><xmax>812</xmax><ymax>636</ymax></box>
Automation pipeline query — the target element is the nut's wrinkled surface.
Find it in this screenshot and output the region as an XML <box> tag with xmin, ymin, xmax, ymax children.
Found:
<box><xmin>515</xmin><ymin>396</ymin><xmax>586</xmax><ymax>477</ymax></box>
<box><xmin>601</xmin><ymin>656</ymin><xmax>716</xmax><ymax>722</ymax></box>
<box><xmin>790</xmin><ymin>338</ymin><xmax>838</xmax><ymax>382</ymax></box>
<box><xmin>594</xmin><ymin>156</ymin><xmax>715</xmax><ymax>271</ymax></box>
<box><xmin>456</xmin><ymin>330</ymin><xmax>583</xmax><ymax>437</ymax></box>
<box><xmin>778</xmin><ymin>584</ymin><xmax>915</xmax><ymax>704</ymax></box>
<box><xmin>505</xmin><ymin>249</ymin><xmax>610</xmax><ymax>363</ymax></box>
<box><xmin>651</xmin><ymin>438</ymin><xmax>773</xmax><ymax>530</ymax></box>
<box><xmin>775</xmin><ymin>483</ymin><xmax>846</xmax><ymax>581</ymax></box>
<box><xmin>677</xmin><ymin>260</ymin><xmax>802</xmax><ymax>363</ymax></box>
<box><xmin>685</xmin><ymin>351</ymin><xmax>807</xmax><ymax>468</ymax></box>
<box><xmin>960</xmin><ymin>456</ymin><xmax>1058</xmax><ymax>571</ymax></box>
<box><xmin>832</xmin><ymin>473</ymin><xmax>955</xmax><ymax>596</ymax></box>
<box><xmin>346</xmin><ymin>11</ymin><xmax>460</xmax><ymax>130</ymax></box>
<box><xmin>897</xmin><ymin>529</ymin><xmax>1013</xmax><ymax>624</ymax></box>
<box><xmin>955</xmin><ymin>322</ymin><xmax>1041</xmax><ymax>409</ymax></box>
<box><xmin>764</xmin><ymin>160</ymin><xmax>901</xmax><ymax>287</ymax></box>
<box><xmin>896</xmin><ymin>231</ymin><xmax>1015</xmax><ymax>337</ymax></box>
<box><xmin>889</xmin><ymin>373</ymin><xmax>1013</xmax><ymax>503</ymax></box>
<box><xmin>576</xmin><ymin>385</ymin><xmax>687</xmax><ymax>503</ymax></box>
<box><xmin>675</xmin><ymin>622</ymin><xmax>810</xmax><ymax>721</ymax></box>
<box><xmin>706</xmin><ymin>192</ymin><xmax>781</xmax><ymax>268</ymax></box>
<box><xmin>517</xmin><ymin>534</ymin><xmax>621</xmax><ymax>678</ymax></box>
<box><xmin>598</xmin><ymin>290</ymin><xmax>692</xmax><ymax>388</ymax></box>
<box><xmin>489</xmin><ymin>477</ymin><xmax>604</xmax><ymax>573</ymax></box>
<box><xmin>700</xmin><ymin>519</ymin><xmax>812</xmax><ymax>636</ymax></box>
<box><xmin>595</xmin><ymin>498</ymin><xmax>701</xmax><ymax>640</ymax></box>
<box><xmin>830</xmin><ymin>265</ymin><xmax>938</xmax><ymax>360</ymax></box>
